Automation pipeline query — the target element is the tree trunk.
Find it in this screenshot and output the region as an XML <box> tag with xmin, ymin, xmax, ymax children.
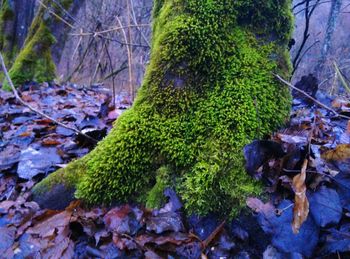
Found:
<box><xmin>33</xmin><ymin>0</ymin><xmax>294</xmax><ymax>217</ymax></box>
<box><xmin>2</xmin><ymin>0</ymin><xmax>80</xmax><ymax>88</ymax></box>
<box><xmin>315</xmin><ymin>0</ymin><xmax>342</xmax><ymax>77</ymax></box>
<box><xmin>0</xmin><ymin>0</ymin><xmax>35</xmax><ymax>69</ymax></box>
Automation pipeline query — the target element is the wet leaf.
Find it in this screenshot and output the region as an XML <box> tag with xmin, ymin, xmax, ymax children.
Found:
<box><xmin>104</xmin><ymin>205</ymin><xmax>143</xmax><ymax>235</ymax></box>
<box><xmin>27</xmin><ymin>210</ymin><xmax>72</xmax><ymax>238</ymax></box>
<box><xmin>0</xmin><ymin>226</ymin><xmax>16</xmax><ymax>252</ymax></box>
<box><xmin>322</xmin><ymin>144</ymin><xmax>350</xmax><ymax>161</ymax></box>
<box><xmin>309</xmin><ymin>187</ymin><xmax>342</xmax><ymax>227</ymax></box>
<box><xmin>254</xmin><ymin>200</ymin><xmax>319</xmax><ymax>257</ymax></box>
<box><xmin>243</xmin><ymin>140</ymin><xmax>285</xmax><ymax>178</ymax></box>
<box><xmin>146</xmin><ymin>212</ymin><xmax>184</xmax><ymax>234</ymax></box>
<box><xmin>319</xmin><ymin>224</ymin><xmax>350</xmax><ymax>255</ymax></box>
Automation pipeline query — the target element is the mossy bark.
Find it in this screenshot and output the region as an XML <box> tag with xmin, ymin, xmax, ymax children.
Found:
<box><xmin>0</xmin><ymin>0</ymin><xmax>16</xmax><ymax>73</ymax></box>
<box><xmin>33</xmin><ymin>0</ymin><xmax>293</xmax><ymax>217</ymax></box>
<box><xmin>2</xmin><ymin>0</ymin><xmax>74</xmax><ymax>89</ymax></box>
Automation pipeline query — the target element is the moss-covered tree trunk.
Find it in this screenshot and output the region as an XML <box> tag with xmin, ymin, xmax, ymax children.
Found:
<box><xmin>2</xmin><ymin>0</ymin><xmax>75</xmax><ymax>89</ymax></box>
<box><xmin>33</xmin><ymin>0</ymin><xmax>293</xmax><ymax>216</ymax></box>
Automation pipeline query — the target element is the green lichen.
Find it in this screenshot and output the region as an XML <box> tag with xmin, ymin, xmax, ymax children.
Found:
<box><xmin>33</xmin><ymin>0</ymin><xmax>293</xmax><ymax>217</ymax></box>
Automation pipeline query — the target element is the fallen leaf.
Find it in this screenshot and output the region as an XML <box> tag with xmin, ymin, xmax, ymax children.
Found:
<box><xmin>0</xmin><ymin>226</ymin><xmax>16</xmax><ymax>253</ymax></box>
<box><xmin>292</xmin><ymin>158</ymin><xmax>309</xmax><ymax>234</ymax></box>
<box><xmin>146</xmin><ymin>212</ymin><xmax>184</xmax><ymax>234</ymax></box>
<box><xmin>322</xmin><ymin>144</ymin><xmax>350</xmax><ymax>161</ymax></box>
<box><xmin>104</xmin><ymin>205</ymin><xmax>143</xmax><ymax>235</ymax></box>
<box><xmin>308</xmin><ymin>187</ymin><xmax>342</xmax><ymax>227</ymax></box>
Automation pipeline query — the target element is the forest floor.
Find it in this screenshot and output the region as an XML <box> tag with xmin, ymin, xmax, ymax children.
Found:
<box><xmin>0</xmin><ymin>81</ymin><xmax>349</xmax><ymax>258</ymax></box>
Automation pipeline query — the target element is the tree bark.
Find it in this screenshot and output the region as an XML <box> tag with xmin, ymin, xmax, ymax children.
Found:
<box><xmin>315</xmin><ymin>0</ymin><xmax>342</xmax><ymax>77</ymax></box>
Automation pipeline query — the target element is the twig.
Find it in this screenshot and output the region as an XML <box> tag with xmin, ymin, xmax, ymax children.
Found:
<box><xmin>116</xmin><ymin>15</ymin><xmax>134</xmax><ymax>101</ymax></box>
<box><xmin>202</xmin><ymin>220</ymin><xmax>226</xmax><ymax>249</ymax></box>
<box><xmin>275</xmin><ymin>74</ymin><xmax>350</xmax><ymax>120</ymax></box>
<box><xmin>68</xmin><ymin>24</ymin><xmax>150</xmax><ymax>37</ymax></box>
<box><xmin>37</xmin><ymin>0</ymin><xmax>75</xmax><ymax>29</ymax></box>
<box><xmin>0</xmin><ymin>52</ymin><xmax>98</xmax><ymax>143</ymax></box>
<box><xmin>130</xmin><ymin>0</ymin><xmax>151</xmax><ymax>48</ymax></box>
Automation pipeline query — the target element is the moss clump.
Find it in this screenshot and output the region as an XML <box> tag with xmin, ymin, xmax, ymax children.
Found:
<box><xmin>33</xmin><ymin>0</ymin><xmax>293</xmax><ymax>217</ymax></box>
<box><xmin>2</xmin><ymin>0</ymin><xmax>74</xmax><ymax>89</ymax></box>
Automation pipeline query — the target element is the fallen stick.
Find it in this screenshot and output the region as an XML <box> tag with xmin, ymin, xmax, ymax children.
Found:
<box><xmin>0</xmin><ymin>52</ymin><xmax>98</xmax><ymax>143</ymax></box>
<box><xmin>275</xmin><ymin>74</ymin><xmax>350</xmax><ymax>120</ymax></box>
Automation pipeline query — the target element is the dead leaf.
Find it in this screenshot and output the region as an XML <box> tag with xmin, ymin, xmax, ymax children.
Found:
<box><xmin>292</xmin><ymin>159</ymin><xmax>309</xmax><ymax>234</ymax></box>
<box><xmin>246</xmin><ymin>198</ymin><xmax>275</xmax><ymax>214</ymax></box>
<box><xmin>27</xmin><ymin>210</ymin><xmax>72</xmax><ymax>238</ymax></box>
<box><xmin>104</xmin><ymin>205</ymin><xmax>143</xmax><ymax>235</ymax></box>
<box><xmin>322</xmin><ymin>144</ymin><xmax>350</xmax><ymax>161</ymax></box>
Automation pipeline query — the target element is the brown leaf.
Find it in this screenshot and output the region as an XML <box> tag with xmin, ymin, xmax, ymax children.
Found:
<box><xmin>27</xmin><ymin>210</ymin><xmax>72</xmax><ymax>238</ymax></box>
<box><xmin>42</xmin><ymin>138</ymin><xmax>62</xmax><ymax>146</ymax></box>
<box><xmin>292</xmin><ymin>159</ymin><xmax>309</xmax><ymax>234</ymax></box>
<box><xmin>104</xmin><ymin>205</ymin><xmax>143</xmax><ymax>235</ymax></box>
<box><xmin>136</xmin><ymin>232</ymin><xmax>192</xmax><ymax>247</ymax></box>
<box><xmin>322</xmin><ymin>144</ymin><xmax>350</xmax><ymax>161</ymax></box>
<box><xmin>42</xmin><ymin>237</ymin><xmax>74</xmax><ymax>259</ymax></box>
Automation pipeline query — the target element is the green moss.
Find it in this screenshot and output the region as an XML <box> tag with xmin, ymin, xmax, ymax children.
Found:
<box><xmin>0</xmin><ymin>0</ymin><xmax>15</xmax><ymax>71</ymax></box>
<box><xmin>2</xmin><ymin>0</ymin><xmax>74</xmax><ymax>89</ymax></box>
<box><xmin>34</xmin><ymin>0</ymin><xmax>293</xmax><ymax>217</ymax></box>
<box><xmin>146</xmin><ymin>165</ymin><xmax>174</xmax><ymax>209</ymax></box>
<box><xmin>32</xmin><ymin>157</ymin><xmax>88</xmax><ymax>196</ymax></box>
<box><xmin>3</xmin><ymin>20</ymin><xmax>56</xmax><ymax>89</ymax></box>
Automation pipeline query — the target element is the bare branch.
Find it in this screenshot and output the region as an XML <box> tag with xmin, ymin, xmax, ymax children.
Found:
<box><xmin>275</xmin><ymin>74</ymin><xmax>350</xmax><ymax>120</ymax></box>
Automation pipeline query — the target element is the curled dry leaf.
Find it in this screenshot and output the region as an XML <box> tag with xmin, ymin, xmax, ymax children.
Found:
<box><xmin>292</xmin><ymin>159</ymin><xmax>309</xmax><ymax>234</ymax></box>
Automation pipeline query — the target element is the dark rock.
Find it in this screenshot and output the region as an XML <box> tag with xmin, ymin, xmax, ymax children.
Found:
<box><xmin>32</xmin><ymin>183</ymin><xmax>76</xmax><ymax>210</ymax></box>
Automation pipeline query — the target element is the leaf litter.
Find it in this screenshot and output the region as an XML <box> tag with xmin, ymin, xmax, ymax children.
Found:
<box><xmin>1</xmin><ymin>81</ymin><xmax>350</xmax><ymax>257</ymax></box>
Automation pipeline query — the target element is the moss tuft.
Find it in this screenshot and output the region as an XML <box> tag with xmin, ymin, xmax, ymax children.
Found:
<box><xmin>146</xmin><ymin>165</ymin><xmax>174</xmax><ymax>209</ymax></box>
<box><xmin>34</xmin><ymin>0</ymin><xmax>293</xmax><ymax>217</ymax></box>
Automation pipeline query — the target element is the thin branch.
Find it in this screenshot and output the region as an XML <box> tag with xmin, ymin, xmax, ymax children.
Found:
<box><xmin>37</xmin><ymin>0</ymin><xmax>75</xmax><ymax>29</ymax></box>
<box><xmin>116</xmin><ymin>15</ymin><xmax>134</xmax><ymax>101</ymax></box>
<box><xmin>274</xmin><ymin>74</ymin><xmax>350</xmax><ymax>120</ymax></box>
<box><xmin>129</xmin><ymin>0</ymin><xmax>151</xmax><ymax>48</ymax></box>
<box><xmin>292</xmin><ymin>40</ymin><xmax>320</xmax><ymax>75</ymax></box>
<box><xmin>0</xmin><ymin>52</ymin><xmax>98</xmax><ymax>143</ymax></box>
<box><xmin>69</xmin><ymin>24</ymin><xmax>150</xmax><ymax>37</ymax></box>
